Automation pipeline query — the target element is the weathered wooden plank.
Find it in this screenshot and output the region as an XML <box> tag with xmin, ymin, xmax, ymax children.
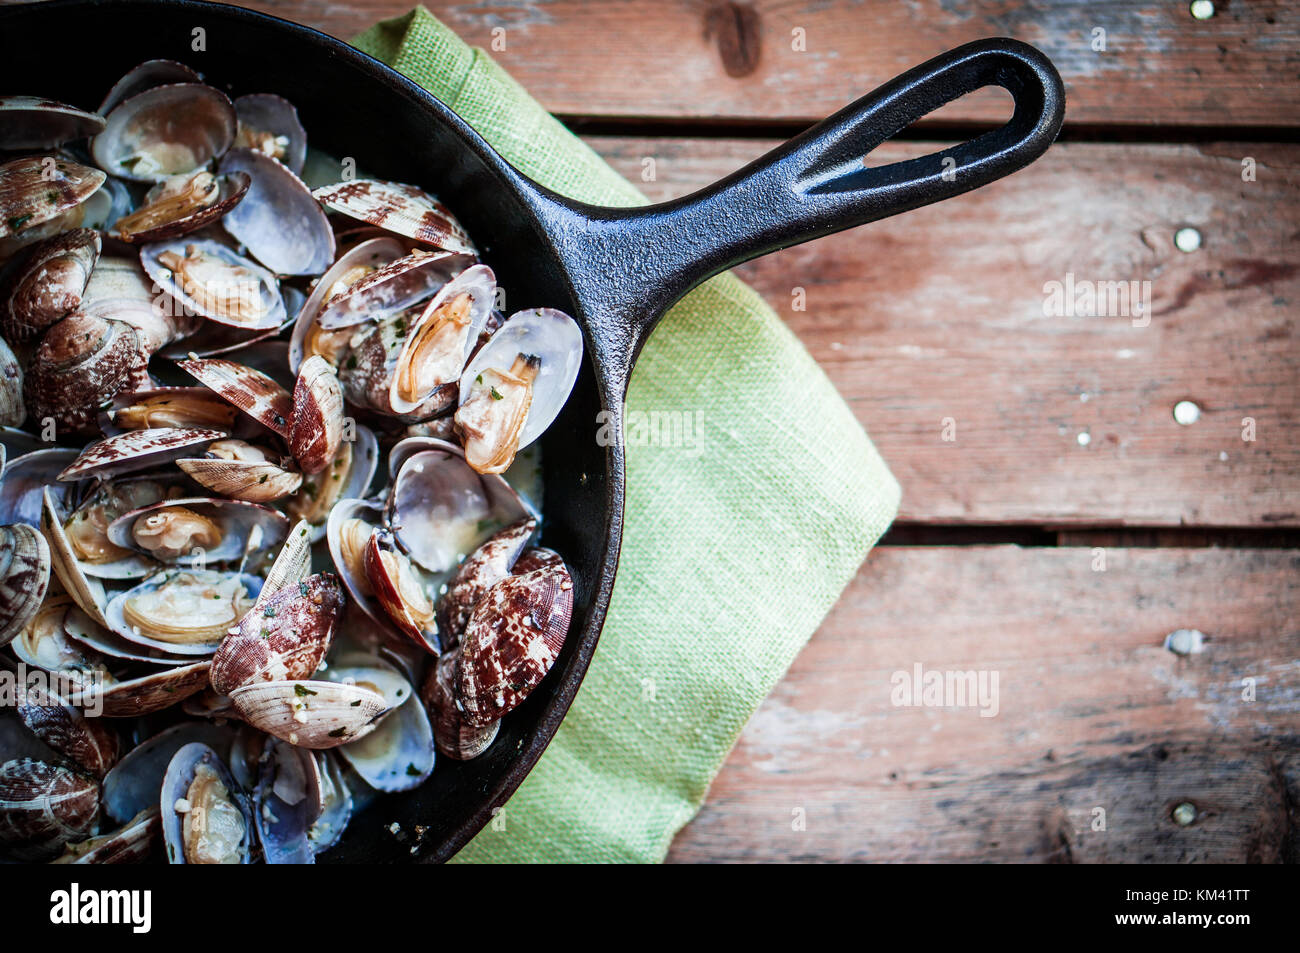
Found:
<box><xmin>666</xmin><ymin>546</ymin><xmax>1300</xmax><ymax>862</ymax></box>
<box><xmin>591</xmin><ymin>136</ymin><xmax>1300</xmax><ymax>527</ymax></box>
<box><xmin>236</xmin><ymin>0</ymin><xmax>1300</xmax><ymax>128</ymax></box>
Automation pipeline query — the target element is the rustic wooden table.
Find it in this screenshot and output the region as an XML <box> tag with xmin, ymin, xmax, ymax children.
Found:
<box><xmin>236</xmin><ymin>0</ymin><xmax>1299</xmax><ymax>862</ymax></box>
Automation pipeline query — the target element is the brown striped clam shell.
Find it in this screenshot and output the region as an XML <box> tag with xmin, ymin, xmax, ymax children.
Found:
<box><xmin>57</xmin><ymin>427</ymin><xmax>225</xmax><ymax>482</ymax></box>
<box><xmin>0</xmin><ymin>156</ymin><xmax>106</xmax><ymax>242</ymax></box>
<box><xmin>290</xmin><ymin>355</ymin><xmax>343</xmax><ymax>475</ymax></box>
<box><xmin>16</xmin><ymin>686</ymin><xmax>121</xmax><ymax>778</ymax></box>
<box><xmin>209</xmin><ymin>572</ymin><xmax>343</xmax><ymax>696</ymax></box>
<box><xmin>456</xmin><ymin>558</ymin><xmax>574</xmax><ymax>728</ymax></box>
<box><xmin>178</xmin><ymin>356</ymin><xmax>293</xmax><ymax>439</ymax></box>
<box><xmin>312</xmin><ymin>179</ymin><xmax>476</xmax><ymax>257</ymax></box>
<box><xmin>0</xmin><ymin>96</ymin><xmax>106</xmax><ymax>150</ymax></box>
<box><xmin>0</xmin><ymin>227</ymin><xmax>100</xmax><ymax>344</ymax></box>
<box><xmin>421</xmin><ymin>647</ymin><xmax>498</xmax><ymax>760</ymax></box>
<box><xmin>0</xmin><ymin>523</ymin><xmax>50</xmax><ymax>647</ymax></box>
<box><xmin>23</xmin><ymin>312</ymin><xmax>147</xmax><ymax>436</ymax></box>
<box><xmin>434</xmin><ymin>518</ymin><xmax>536</xmax><ymax>651</ymax></box>
<box><xmin>0</xmin><ymin>758</ymin><xmax>99</xmax><ymax>860</ymax></box>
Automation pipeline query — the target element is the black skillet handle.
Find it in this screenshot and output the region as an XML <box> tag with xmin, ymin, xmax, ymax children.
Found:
<box><xmin>533</xmin><ymin>38</ymin><xmax>1064</xmax><ymax>375</ymax></box>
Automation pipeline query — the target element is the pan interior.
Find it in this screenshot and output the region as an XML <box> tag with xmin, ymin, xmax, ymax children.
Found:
<box><xmin>0</xmin><ymin>0</ymin><xmax>614</xmax><ymax>862</ymax></box>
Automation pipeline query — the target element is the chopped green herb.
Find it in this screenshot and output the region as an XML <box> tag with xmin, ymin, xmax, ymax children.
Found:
<box><xmin>328</xmin><ymin>727</ymin><xmax>348</xmax><ymax>738</ymax></box>
<box><xmin>490</xmin><ymin>387</ymin><xmax>504</xmax><ymax>401</ymax></box>
<box><xmin>406</xmin><ymin>764</ymin><xmax>421</xmax><ymax>777</ymax></box>
<box><xmin>263</xmin><ymin>607</ymin><xmax>277</xmax><ymax>618</ymax></box>
<box><xmin>294</xmin><ymin>684</ymin><xmax>317</xmax><ymax>697</ymax></box>
<box><xmin>7</xmin><ymin>215</ymin><xmax>32</xmax><ymax>232</ymax></box>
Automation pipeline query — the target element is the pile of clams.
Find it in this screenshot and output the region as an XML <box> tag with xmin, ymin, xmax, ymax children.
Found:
<box><xmin>0</xmin><ymin>61</ymin><xmax>581</xmax><ymax>863</ymax></box>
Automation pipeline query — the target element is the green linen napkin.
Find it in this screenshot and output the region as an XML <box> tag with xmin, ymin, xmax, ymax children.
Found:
<box><xmin>353</xmin><ymin>7</ymin><xmax>900</xmax><ymax>863</ymax></box>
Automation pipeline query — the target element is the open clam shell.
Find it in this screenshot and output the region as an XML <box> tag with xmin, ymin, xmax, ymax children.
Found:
<box><xmin>101</xmin><ymin>721</ymin><xmax>234</xmax><ymax>824</ymax></box>
<box><xmin>1</xmin><ymin>447</ymin><xmax>77</xmax><ymax>526</ymax></box>
<box><xmin>92</xmin><ymin>83</ymin><xmax>236</xmax><ymax>183</ymax></box>
<box><xmin>63</xmin><ymin>606</ymin><xmax>194</xmax><ymax>666</ymax></box>
<box><xmin>103</xmin><ymin>568</ymin><xmax>262</xmax><ymax>655</ymax></box>
<box><xmin>457</xmin><ymin>307</ymin><xmax>584</xmax><ymax>462</ymax></box>
<box><xmin>209</xmin><ymin>572</ymin><xmax>343</xmax><ymax>696</ymax></box>
<box><xmin>255</xmin><ymin>737</ymin><xmax>321</xmax><ymax>864</ymax></box>
<box><xmin>51</xmin><ymin>806</ymin><xmax>159</xmax><ymax>864</ymax></box>
<box><xmin>106</xmin><ymin>496</ymin><xmax>289</xmax><ymax>567</ymax></box>
<box><xmin>313</xmin><ymin>179</ymin><xmax>476</xmax><ymax>256</ymax></box>
<box><xmin>386</xmin><ymin>437</ymin><xmax>533</xmax><ymax>575</ymax></box>
<box><xmin>254</xmin><ymin>519</ymin><xmax>313</xmax><ymax>611</ymax></box>
<box><xmin>308</xmin><ymin>751</ymin><xmax>352</xmax><ymax>855</ymax></box>
<box><xmin>0</xmin><ymin>757</ymin><xmax>99</xmax><ymax>860</ymax></box>
<box><xmin>97</xmin><ymin>59</ymin><xmax>201</xmax><ymax>115</ymax></box>
<box><xmin>339</xmin><ymin>304</ymin><xmax>457</xmax><ymax>420</ymax></box>
<box><xmin>177</xmin><ymin>356</ymin><xmax>292</xmax><ymax>438</ymax></box>
<box><xmin>58</xmin><ymin>428</ymin><xmax>225</xmax><ymax>482</ymax></box>
<box><xmin>42</xmin><ymin>490</ymin><xmax>113</xmax><ymax>628</ymax></box>
<box><xmin>53</xmin><ymin>477</ymin><xmax>176</xmax><ymax>580</ymax></box>
<box><xmin>229</xmin><ymin>678</ymin><xmax>387</xmax><ymax>749</ymax></box>
<box><xmin>326</xmin><ymin>657</ymin><xmax>432</xmax><ymax>791</ymax></box>
<box><xmin>0</xmin><ymin>227</ymin><xmax>101</xmax><ymax>344</ymax></box>
<box><xmin>233</xmin><ymin>93</ymin><xmax>307</xmax><ymax>174</ymax></box>
<box><xmin>176</xmin><ymin>439</ymin><xmax>303</xmax><ymax>503</ymax></box>
<box><xmin>326</xmin><ymin>498</ymin><xmax>401</xmax><ymax>642</ymax></box>
<box><xmin>287</xmin><ymin>235</ymin><xmax>405</xmax><ymax>374</ymax></box>
<box><xmin>219</xmin><ymin>148</ymin><xmax>335</xmax><ymax>276</ymax></box>
<box><xmin>0</xmin><ymin>523</ymin><xmax>50</xmax><ymax>647</ymax></box>
<box><xmin>388</xmin><ymin>263</ymin><xmax>497</xmax><ymax>417</ymax></box>
<box><xmin>10</xmin><ymin>594</ymin><xmax>115</xmax><ymax>693</ymax></box>
<box><xmin>315</xmin><ymin>248</ymin><xmax>470</xmax><ymax>330</ymax></box>
<box><xmin>160</xmin><ymin>742</ymin><xmax>252</xmax><ymax>864</ymax></box>
<box><xmin>141</xmin><ymin>238</ymin><xmax>285</xmax><ymax>331</ymax></box>
<box><xmin>111</xmin><ymin>169</ymin><xmax>250</xmax><ymax>244</ymax></box>
<box><xmin>0</xmin><ymin>96</ymin><xmax>106</xmax><ymax>150</ymax></box>
<box><xmin>364</xmin><ymin>529</ymin><xmax>441</xmax><ymax>654</ymax></box>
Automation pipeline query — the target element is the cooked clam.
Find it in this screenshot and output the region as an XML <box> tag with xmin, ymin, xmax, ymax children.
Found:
<box><xmin>456</xmin><ymin>308</ymin><xmax>583</xmax><ymax>474</ymax></box>
<box><xmin>104</xmin><ymin>569</ymin><xmax>261</xmax><ymax>654</ymax></box>
<box><xmin>327</xmin><ymin>657</ymin><xmax>432</xmax><ymax>791</ymax></box>
<box><xmin>101</xmin><ymin>721</ymin><xmax>234</xmax><ymax>824</ymax></box>
<box><xmin>58</xmin><ymin>428</ymin><xmax>225</xmax><ymax>482</ymax></box>
<box><xmin>110</xmin><ymin>169</ymin><xmax>250</xmax><ymax>244</ymax></box>
<box><xmin>209</xmin><ymin>572</ymin><xmax>343</xmax><ymax>696</ymax></box>
<box><xmin>1</xmin><ymin>447</ymin><xmax>77</xmax><ymax>526</ymax></box>
<box><xmin>233</xmin><ymin>94</ymin><xmax>307</xmax><ymax>173</ymax></box>
<box><xmin>254</xmin><ymin>737</ymin><xmax>320</xmax><ymax>864</ymax></box>
<box><xmin>435</xmin><ymin>519</ymin><xmax>536</xmax><ymax>649</ymax></box>
<box><xmin>284</xmin><ymin>423</ymin><xmax>378</xmax><ymax>538</ymax></box>
<box><xmin>386</xmin><ymin>438</ymin><xmax>531</xmax><ymax>575</ymax></box>
<box><xmin>315</xmin><ymin>248</ymin><xmax>470</xmax><ymax>330</ymax></box>
<box><xmin>457</xmin><ymin>558</ymin><xmax>574</xmax><ymax>727</ymax></box>
<box><xmin>177</xmin><ymin>356</ymin><xmax>293</xmax><ymax>437</ymax></box>
<box><xmin>229</xmin><ymin>678</ymin><xmax>386</xmax><ymax>749</ymax></box>
<box><xmin>0</xmin><ymin>758</ymin><xmax>99</xmax><ymax>860</ymax></box>
<box><xmin>0</xmin><ymin>156</ymin><xmax>105</xmax><ymax>258</ymax></box>
<box><xmin>288</xmin><ymin>236</ymin><xmax>404</xmax><ymax>374</ymax></box>
<box><xmin>422</xmin><ymin>647</ymin><xmax>498</xmax><ymax>760</ymax></box>
<box><xmin>107</xmin><ymin>387</ymin><xmax>240</xmax><ymax>433</ymax></box>
<box><xmin>106</xmin><ymin>496</ymin><xmax>289</xmax><ymax>566</ymax></box>
<box><xmin>57</xmin><ymin>478</ymin><xmax>172</xmax><ymax>579</ymax></box>
<box><xmin>290</xmin><ymin>355</ymin><xmax>343</xmax><ymax>475</ymax></box>
<box><xmin>160</xmin><ymin>742</ymin><xmax>251</xmax><ymax>864</ymax></box>
<box><xmin>92</xmin><ymin>83</ymin><xmax>236</xmax><ymax>183</ymax></box>
<box><xmin>142</xmin><ymin>239</ymin><xmax>284</xmax><ymax>331</ymax></box>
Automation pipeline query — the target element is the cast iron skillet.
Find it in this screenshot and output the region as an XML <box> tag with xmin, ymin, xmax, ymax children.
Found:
<box><xmin>0</xmin><ymin>0</ymin><xmax>1064</xmax><ymax>861</ymax></box>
